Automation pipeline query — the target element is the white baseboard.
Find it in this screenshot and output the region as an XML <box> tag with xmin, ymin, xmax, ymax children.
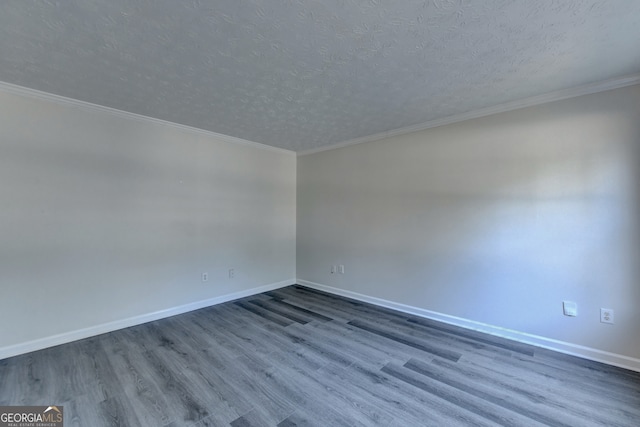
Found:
<box><xmin>297</xmin><ymin>279</ymin><xmax>640</xmax><ymax>373</ymax></box>
<box><xmin>0</xmin><ymin>279</ymin><xmax>294</xmax><ymax>360</ymax></box>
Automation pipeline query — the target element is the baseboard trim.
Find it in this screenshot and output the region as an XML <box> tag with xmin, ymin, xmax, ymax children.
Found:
<box><xmin>0</xmin><ymin>279</ymin><xmax>294</xmax><ymax>360</ymax></box>
<box><xmin>297</xmin><ymin>279</ymin><xmax>640</xmax><ymax>373</ymax></box>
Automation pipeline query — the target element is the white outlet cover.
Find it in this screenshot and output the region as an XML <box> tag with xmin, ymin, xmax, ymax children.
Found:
<box><xmin>601</xmin><ymin>308</ymin><xmax>615</xmax><ymax>324</ymax></box>
<box><xmin>562</xmin><ymin>301</ymin><xmax>577</xmax><ymax>317</ymax></box>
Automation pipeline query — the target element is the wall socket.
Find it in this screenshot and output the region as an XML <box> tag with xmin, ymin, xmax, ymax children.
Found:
<box><xmin>600</xmin><ymin>308</ymin><xmax>614</xmax><ymax>324</ymax></box>
<box><xmin>229</xmin><ymin>269</ymin><xmax>235</xmax><ymax>279</ymax></box>
<box><xmin>338</xmin><ymin>265</ymin><xmax>345</xmax><ymax>274</ymax></box>
<box><xmin>331</xmin><ymin>265</ymin><xmax>336</xmax><ymax>274</ymax></box>
<box><xmin>201</xmin><ymin>272</ymin><xmax>208</xmax><ymax>282</ymax></box>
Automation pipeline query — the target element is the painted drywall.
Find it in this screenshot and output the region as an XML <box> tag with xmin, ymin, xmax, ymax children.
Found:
<box><xmin>0</xmin><ymin>88</ymin><xmax>296</xmax><ymax>352</ymax></box>
<box><xmin>298</xmin><ymin>85</ymin><xmax>640</xmax><ymax>362</ymax></box>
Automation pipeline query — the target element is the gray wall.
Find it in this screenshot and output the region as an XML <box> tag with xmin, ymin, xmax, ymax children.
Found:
<box><xmin>0</xmin><ymin>88</ymin><xmax>296</xmax><ymax>351</ymax></box>
<box><xmin>298</xmin><ymin>85</ymin><xmax>640</xmax><ymax>362</ymax></box>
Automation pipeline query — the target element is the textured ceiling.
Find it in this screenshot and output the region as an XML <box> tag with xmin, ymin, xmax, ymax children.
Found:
<box><xmin>1</xmin><ymin>1</ymin><xmax>639</xmax><ymax>152</ymax></box>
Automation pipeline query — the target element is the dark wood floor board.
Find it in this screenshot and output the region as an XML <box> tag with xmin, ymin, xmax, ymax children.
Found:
<box><xmin>150</xmin><ymin>347</ymin><xmax>245</xmax><ymax>426</ymax></box>
<box><xmin>247</xmin><ymin>299</ymin><xmax>312</xmax><ymax>324</ymax></box>
<box><xmin>98</xmin><ymin>394</ymin><xmax>144</xmax><ymax>427</ymax></box>
<box><xmin>234</xmin><ymin>301</ymin><xmax>293</xmax><ymax>328</ymax></box>
<box><xmin>389</xmin><ymin>316</ymin><xmax>517</xmax><ymax>354</ymax></box>
<box><xmin>180</xmin><ymin>312</ymin><xmax>253</xmax><ymax>362</ymax></box>
<box><xmin>266</xmin><ymin>289</ymin><xmax>355</xmax><ymax>323</ymax></box>
<box><xmin>266</xmin><ymin>346</ymin><xmax>331</xmax><ymax>374</ymax></box>
<box><xmin>2</xmin><ymin>284</ymin><xmax>639</xmax><ymax>427</ymax></box>
<box><xmin>3</xmin><ymin>339</ymin><xmax>118</xmax><ymax>406</ymax></box>
<box><xmin>328</xmin><ymin>361</ymin><xmax>501</xmax><ymax>427</ymax></box>
<box><xmin>189</xmin><ymin>347</ymin><xmax>258</xmax><ymax>413</ymax></box>
<box><xmin>231</xmin><ymin>354</ymin><xmax>348</xmax><ymax>426</ymax></box>
<box><xmin>99</xmin><ymin>327</ymin><xmax>177</xmax><ymax>393</ymax></box>
<box><xmin>235</xmin><ymin>350</ymin><xmax>387</xmax><ymax>426</ymax></box>
<box><xmin>229</xmin><ymin>407</ymin><xmax>288</xmax><ymax>427</ymax></box>
<box><xmin>0</xmin><ymin>358</ymin><xmax>17</xmax><ymax>405</ymax></box>
<box><xmin>431</xmin><ymin>357</ymin><xmax>640</xmax><ymax>427</ymax></box>
<box><xmin>404</xmin><ymin>316</ymin><xmax>536</xmax><ymax>356</ymax></box>
<box><xmin>382</xmin><ymin>362</ymin><xmax>549</xmax><ymax>427</ymax></box>
<box><xmin>494</xmin><ymin>353</ymin><xmax>640</xmax><ymax>407</ymax></box>
<box><xmin>274</xmin><ymin>297</ymin><xmax>354</xmax><ymax>324</ymax></box>
<box><xmin>276</xmin><ymin>410</ymin><xmax>361</xmax><ymax>427</ymax></box>
<box><xmin>535</xmin><ymin>346</ymin><xmax>640</xmax><ymax>379</ymax></box>
<box><xmin>122</xmin><ymin>384</ymin><xmax>177</xmax><ymax>427</ymax></box>
<box><xmin>288</xmin><ymin>286</ymin><xmax>423</xmax><ymax>326</ymax></box>
<box><xmin>293</xmin><ymin>322</ymin><xmax>409</xmax><ymax>370</ymax></box>
<box><xmin>201</xmin><ymin>306</ymin><xmax>294</xmax><ymax>358</ymax></box>
<box><xmin>113</xmin><ymin>321</ymin><xmax>168</xmax><ymax>354</ymax></box>
<box><xmin>383</xmin><ymin>317</ymin><xmax>518</xmax><ymax>362</ymax></box>
<box><xmin>264</xmin><ymin>349</ymin><xmax>396</xmax><ymax>426</ymax></box>
<box><xmin>316</xmin><ymin>319</ymin><xmax>437</xmax><ymax>365</ymax></box>
<box><xmin>62</xmin><ymin>392</ymin><xmax>121</xmax><ymax>427</ymax></box>
<box><xmin>139</xmin><ymin>349</ymin><xmax>213</xmax><ymax>425</ymax></box>
<box><xmin>207</xmin><ymin>355</ymin><xmax>296</xmax><ymax>426</ymax></box>
<box><xmin>348</xmin><ymin>318</ymin><xmax>462</xmax><ymax>361</ymax></box>
<box><xmin>268</xmin><ymin>322</ymin><xmax>354</xmax><ymax>368</ymax></box>
<box><xmin>277</xmin><ymin>287</ymin><xmax>374</xmax><ymax>322</ymax></box>
<box><xmin>290</xmin><ymin>285</ymin><xmax>373</xmax><ymax>310</ymax></box>
<box><xmin>530</xmin><ymin>346</ymin><xmax>640</xmax><ymax>388</ymax></box>
<box><xmin>162</xmin><ymin>315</ymin><xmax>227</xmax><ymax>353</ymax></box>
<box><xmin>289</xmin><ymin>288</ymin><xmax>519</xmax><ymax>364</ymax></box>
<box><xmin>405</xmin><ymin>357</ymin><xmax>589</xmax><ymax>427</ymax></box>
<box><xmin>266</xmin><ymin>299</ymin><xmax>333</xmax><ymax>322</ymax></box>
<box><xmin>72</xmin><ymin>336</ymin><xmax>133</xmax><ymax>402</ymax></box>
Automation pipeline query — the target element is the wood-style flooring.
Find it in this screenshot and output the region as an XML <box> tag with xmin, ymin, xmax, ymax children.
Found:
<box><xmin>1</xmin><ymin>285</ymin><xmax>639</xmax><ymax>426</ymax></box>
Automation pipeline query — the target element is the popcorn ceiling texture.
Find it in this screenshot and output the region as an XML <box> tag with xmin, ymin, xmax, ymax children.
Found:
<box><xmin>0</xmin><ymin>0</ymin><xmax>639</xmax><ymax>151</ymax></box>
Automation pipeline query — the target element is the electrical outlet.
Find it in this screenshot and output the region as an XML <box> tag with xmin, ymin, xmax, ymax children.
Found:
<box><xmin>338</xmin><ymin>265</ymin><xmax>345</xmax><ymax>274</ymax></box>
<box><xmin>331</xmin><ymin>265</ymin><xmax>336</xmax><ymax>274</ymax></box>
<box><xmin>229</xmin><ymin>269</ymin><xmax>235</xmax><ymax>279</ymax></box>
<box><xmin>600</xmin><ymin>308</ymin><xmax>614</xmax><ymax>324</ymax></box>
<box><xmin>201</xmin><ymin>272</ymin><xmax>208</xmax><ymax>282</ymax></box>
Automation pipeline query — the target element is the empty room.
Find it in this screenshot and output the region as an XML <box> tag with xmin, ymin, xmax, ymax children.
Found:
<box><xmin>1</xmin><ymin>1</ymin><xmax>639</xmax><ymax>426</ymax></box>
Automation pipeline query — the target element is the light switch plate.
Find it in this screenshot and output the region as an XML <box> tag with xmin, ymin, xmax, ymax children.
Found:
<box><xmin>563</xmin><ymin>301</ymin><xmax>577</xmax><ymax>317</ymax></box>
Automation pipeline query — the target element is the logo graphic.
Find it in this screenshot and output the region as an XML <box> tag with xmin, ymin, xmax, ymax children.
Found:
<box><xmin>0</xmin><ymin>405</ymin><xmax>63</xmax><ymax>427</ymax></box>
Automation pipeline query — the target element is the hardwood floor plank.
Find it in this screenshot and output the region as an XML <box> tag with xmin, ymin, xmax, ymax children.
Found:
<box><xmin>139</xmin><ymin>349</ymin><xmax>212</xmax><ymax>425</ymax></box>
<box><xmin>493</xmin><ymin>352</ymin><xmax>640</xmax><ymax>408</ymax></box>
<box><xmin>404</xmin><ymin>357</ymin><xmax>580</xmax><ymax>427</ymax></box>
<box><xmin>234</xmin><ymin>301</ymin><xmax>293</xmax><ymax>327</ymax></box>
<box><xmin>348</xmin><ymin>319</ymin><xmax>462</xmax><ymax>361</ymax></box>
<box><xmin>430</xmin><ymin>357</ymin><xmax>640</xmax><ymax>427</ymax></box>
<box><xmin>404</xmin><ymin>316</ymin><xmax>536</xmax><ymax>356</ymax></box>
<box><xmin>381</xmin><ymin>362</ymin><xmax>547</xmax><ymax>427</ymax></box>
<box><xmin>266</xmin><ymin>299</ymin><xmax>333</xmax><ymax>322</ymax></box>
<box><xmin>319</xmin><ymin>361</ymin><xmax>498</xmax><ymax>427</ymax></box>
<box><xmin>99</xmin><ymin>395</ymin><xmax>144</xmax><ymax>427</ymax></box>
<box><xmin>247</xmin><ymin>299</ymin><xmax>312</xmax><ymax>324</ymax></box>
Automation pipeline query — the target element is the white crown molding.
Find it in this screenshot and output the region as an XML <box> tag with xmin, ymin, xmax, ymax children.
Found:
<box><xmin>0</xmin><ymin>80</ymin><xmax>295</xmax><ymax>156</ymax></box>
<box><xmin>3</xmin><ymin>73</ymin><xmax>639</xmax><ymax>157</ymax></box>
<box><xmin>0</xmin><ymin>279</ymin><xmax>294</xmax><ymax>360</ymax></box>
<box><xmin>297</xmin><ymin>279</ymin><xmax>640</xmax><ymax>373</ymax></box>
<box><xmin>298</xmin><ymin>73</ymin><xmax>640</xmax><ymax>156</ymax></box>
